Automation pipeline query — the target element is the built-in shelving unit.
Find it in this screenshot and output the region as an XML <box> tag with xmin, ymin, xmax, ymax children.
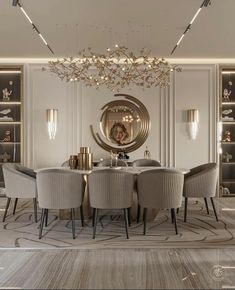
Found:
<box><xmin>220</xmin><ymin>67</ymin><xmax>235</xmax><ymax>197</ymax></box>
<box><xmin>0</xmin><ymin>67</ymin><xmax>23</xmax><ymax>187</ymax></box>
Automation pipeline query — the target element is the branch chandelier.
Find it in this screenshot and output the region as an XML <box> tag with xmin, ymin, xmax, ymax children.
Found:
<box><xmin>48</xmin><ymin>45</ymin><xmax>181</xmax><ymax>91</ymax></box>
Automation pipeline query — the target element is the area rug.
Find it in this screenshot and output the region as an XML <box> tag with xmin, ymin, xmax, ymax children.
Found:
<box><xmin>0</xmin><ymin>197</ymin><xmax>234</xmax><ymax>249</ymax></box>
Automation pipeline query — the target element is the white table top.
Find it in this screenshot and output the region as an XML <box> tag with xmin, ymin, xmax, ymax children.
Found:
<box><xmin>35</xmin><ymin>166</ymin><xmax>189</xmax><ymax>175</ymax></box>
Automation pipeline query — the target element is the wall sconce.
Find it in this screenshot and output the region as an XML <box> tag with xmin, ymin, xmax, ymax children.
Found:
<box><xmin>46</xmin><ymin>109</ymin><xmax>58</xmax><ymax>140</ymax></box>
<box><xmin>187</xmin><ymin>109</ymin><xmax>199</xmax><ymax>140</ymax></box>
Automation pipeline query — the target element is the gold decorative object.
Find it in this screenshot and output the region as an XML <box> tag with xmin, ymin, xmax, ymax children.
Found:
<box><xmin>1</xmin><ymin>130</ymin><xmax>11</xmax><ymax>142</ymax></box>
<box><xmin>47</xmin><ymin>45</ymin><xmax>181</xmax><ymax>92</ymax></box>
<box><xmin>90</xmin><ymin>94</ymin><xmax>150</xmax><ymax>153</ymax></box>
<box><xmin>78</xmin><ymin>147</ymin><xmax>93</xmax><ymax>170</ymax></box>
<box><xmin>222</xmin><ymin>130</ymin><xmax>232</xmax><ymax>142</ymax></box>
<box><xmin>69</xmin><ymin>155</ymin><xmax>78</xmax><ymax>169</ymax></box>
<box><xmin>0</xmin><ymin>152</ymin><xmax>11</xmax><ymax>163</ymax></box>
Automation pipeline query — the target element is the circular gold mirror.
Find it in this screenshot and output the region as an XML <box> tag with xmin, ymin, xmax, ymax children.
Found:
<box><xmin>90</xmin><ymin>94</ymin><xmax>150</xmax><ymax>153</ymax></box>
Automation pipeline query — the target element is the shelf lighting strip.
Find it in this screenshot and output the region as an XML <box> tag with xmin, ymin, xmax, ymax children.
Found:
<box><xmin>171</xmin><ymin>0</ymin><xmax>211</xmax><ymax>55</ymax></box>
<box><xmin>16</xmin><ymin>2</ymin><xmax>54</xmax><ymax>55</ymax></box>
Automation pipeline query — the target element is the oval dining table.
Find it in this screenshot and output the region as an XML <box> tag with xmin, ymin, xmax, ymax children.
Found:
<box><xmin>35</xmin><ymin>166</ymin><xmax>189</xmax><ymax>221</ymax></box>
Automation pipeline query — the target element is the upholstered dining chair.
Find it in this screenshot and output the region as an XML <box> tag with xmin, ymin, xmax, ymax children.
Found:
<box><xmin>132</xmin><ymin>159</ymin><xmax>161</xmax><ymax>167</ymax></box>
<box><xmin>88</xmin><ymin>169</ymin><xmax>134</xmax><ymax>239</ymax></box>
<box><xmin>2</xmin><ymin>163</ymin><xmax>37</xmax><ymax>222</ymax></box>
<box><xmin>133</xmin><ymin>158</ymin><xmax>161</xmax><ymax>222</ymax></box>
<box><xmin>97</xmin><ymin>158</ymin><xmax>128</xmax><ymax>167</ymax></box>
<box><xmin>183</xmin><ymin>163</ymin><xmax>219</xmax><ymax>222</ymax></box>
<box><xmin>137</xmin><ymin>169</ymin><xmax>184</xmax><ymax>235</ymax></box>
<box><xmin>36</xmin><ymin>169</ymin><xmax>85</xmax><ymax>239</ymax></box>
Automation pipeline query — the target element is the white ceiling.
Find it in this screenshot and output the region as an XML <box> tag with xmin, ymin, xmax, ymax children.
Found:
<box><xmin>0</xmin><ymin>0</ymin><xmax>235</xmax><ymax>58</ymax></box>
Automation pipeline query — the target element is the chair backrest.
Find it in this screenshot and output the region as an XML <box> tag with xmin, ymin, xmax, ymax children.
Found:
<box><xmin>88</xmin><ymin>169</ymin><xmax>134</xmax><ymax>209</ymax></box>
<box><xmin>97</xmin><ymin>159</ymin><xmax>128</xmax><ymax>167</ymax></box>
<box><xmin>3</xmin><ymin>163</ymin><xmax>36</xmax><ymax>198</ymax></box>
<box><xmin>184</xmin><ymin>163</ymin><xmax>218</xmax><ymax>198</ymax></box>
<box><xmin>132</xmin><ymin>159</ymin><xmax>161</xmax><ymax>167</ymax></box>
<box><xmin>61</xmin><ymin>160</ymin><xmax>69</xmax><ymax>167</ymax></box>
<box><xmin>137</xmin><ymin>169</ymin><xmax>184</xmax><ymax>209</ymax></box>
<box><xmin>36</xmin><ymin>169</ymin><xmax>85</xmax><ymax>209</ymax></box>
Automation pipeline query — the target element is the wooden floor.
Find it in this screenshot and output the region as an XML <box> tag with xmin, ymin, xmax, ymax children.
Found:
<box><xmin>0</xmin><ymin>248</ymin><xmax>234</xmax><ymax>289</ymax></box>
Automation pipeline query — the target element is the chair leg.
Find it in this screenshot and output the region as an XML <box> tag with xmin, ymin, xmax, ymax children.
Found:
<box><xmin>39</xmin><ymin>208</ymin><xmax>46</xmax><ymax>239</ymax></box>
<box><xmin>184</xmin><ymin>197</ymin><xmax>188</xmax><ymax>222</ymax></box>
<box><xmin>127</xmin><ymin>207</ymin><xmax>131</xmax><ymax>227</ymax></box>
<box><xmin>3</xmin><ymin>198</ymin><xmax>11</xmax><ymax>222</ymax></box>
<box><xmin>92</xmin><ymin>208</ymin><xmax>96</xmax><ymax>227</ymax></box>
<box><xmin>45</xmin><ymin>209</ymin><xmax>48</xmax><ymax>227</ymax></box>
<box><xmin>13</xmin><ymin>198</ymin><xmax>18</xmax><ymax>215</ymax></box>
<box><xmin>80</xmin><ymin>204</ymin><xmax>84</xmax><ymax>227</ymax></box>
<box><xmin>71</xmin><ymin>208</ymin><xmax>76</xmax><ymax>239</ymax></box>
<box><xmin>204</xmin><ymin>198</ymin><xmax>209</xmax><ymax>214</ymax></box>
<box><xmin>137</xmin><ymin>204</ymin><xmax>140</xmax><ymax>223</ymax></box>
<box><xmin>172</xmin><ymin>208</ymin><xmax>178</xmax><ymax>235</ymax></box>
<box><xmin>33</xmin><ymin>198</ymin><xmax>37</xmax><ymax>222</ymax></box>
<box><xmin>176</xmin><ymin>208</ymin><xmax>179</xmax><ymax>214</ymax></box>
<box><xmin>210</xmin><ymin>197</ymin><xmax>219</xmax><ymax>222</ymax></box>
<box><xmin>143</xmin><ymin>208</ymin><xmax>147</xmax><ymax>235</ymax></box>
<box><xmin>171</xmin><ymin>209</ymin><xmax>174</xmax><ymax>223</ymax></box>
<box><xmin>93</xmin><ymin>208</ymin><xmax>98</xmax><ymax>239</ymax></box>
<box><xmin>124</xmin><ymin>208</ymin><xmax>129</xmax><ymax>239</ymax></box>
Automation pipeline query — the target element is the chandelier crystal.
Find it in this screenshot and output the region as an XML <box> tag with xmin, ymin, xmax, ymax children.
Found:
<box><xmin>47</xmin><ymin>45</ymin><xmax>181</xmax><ymax>92</ymax></box>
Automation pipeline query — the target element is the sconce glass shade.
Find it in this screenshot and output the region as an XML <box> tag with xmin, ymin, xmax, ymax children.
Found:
<box><xmin>187</xmin><ymin>109</ymin><xmax>199</xmax><ymax>140</ymax></box>
<box><xmin>46</xmin><ymin>109</ymin><xmax>58</xmax><ymax>140</ymax></box>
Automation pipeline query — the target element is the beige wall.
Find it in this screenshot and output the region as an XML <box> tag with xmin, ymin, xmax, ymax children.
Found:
<box><xmin>22</xmin><ymin>63</ymin><xmax>218</xmax><ymax>170</ymax></box>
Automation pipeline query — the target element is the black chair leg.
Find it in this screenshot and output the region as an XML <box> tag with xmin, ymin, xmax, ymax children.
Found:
<box><xmin>80</xmin><ymin>205</ymin><xmax>84</xmax><ymax>227</ymax></box>
<box><xmin>33</xmin><ymin>198</ymin><xmax>37</xmax><ymax>222</ymax></box>
<box><xmin>45</xmin><ymin>209</ymin><xmax>48</xmax><ymax>227</ymax></box>
<box><xmin>93</xmin><ymin>208</ymin><xmax>98</xmax><ymax>239</ymax></box>
<box><xmin>92</xmin><ymin>208</ymin><xmax>96</xmax><ymax>227</ymax></box>
<box><xmin>184</xmin><ymin>197</ymin><xmax>188</xmax><ymax>222</ymax></box>
<box><xmin>71</xmin><ymin>208</ymin><xmax>76</xmax><ymax>239</ymax></box>
<box><xmin>204</xmin><ymin>198</ymin><xmax>209</xmax><ymax>214</ymax></box>
<box><xmin>171</xmin><ymin>209</ymin><xmax>174</xmax><ymax>223</ymax></box>
<box><xmin>39</xmin><ymin>208</ymin><xmax>46</xmax><ymax>239</ymax></box>
<box><xmin>3</xmin><ymin>198</ymin><xmax>11</xmax><ymax>222</ymax></box>
<box><xmin>210</xmin><ymin>197</ymin><xmax>219</xmax><ymax>222</ymax></box>
<box><xmin>137</xmin><ymin>204</ymin><xmax>140</xmax><ymax>223</ymax></box>
<box><xmin>143</xmin><ymin>208</ymin><xmax>147</xmax><ymax>235</ymax></box>
<box><xmin>172</xmin><ymin>208</ymin><xmax>178</xmax><ymax>235</ymax></box>
<box><xmin>13</xmin><ymin>198</ymin><xmax>18</xmax><ymax>215</ymax></box>
<box><xmin>176</xmin><ymin>208</ymin><xmax>179</xmax><ymax>214</ymax></box>
<box><xmin>127</xmin><ymin>208</ymin><xmax>131</xmax><ymax>227</ymax></box>
<box><xmin>124</xmin><ymin>208</ymin><xmax>129</xmax><ymax>239</ymax></box>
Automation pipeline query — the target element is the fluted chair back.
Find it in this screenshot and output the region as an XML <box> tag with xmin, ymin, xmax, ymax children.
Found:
<box><xmin>3</xmin><ymin>163</ymin><xmax>36</xmax><ymax>199</ymax></box>
<box><xmin>183</xmin><ymin>163</ymin><xmax>218</xmax><ymax>198</ymax></box>
<box><xmin>88</xmin><ymin>169</ymin><xmax>134</xmax><ymax>209</ymax></box>
<box><xmin>137</xmin><ymin>169</ymin><xmax>183</xmax><ymax>209</ymax></box>
<box><xmin>133</xmin><ymin>159</ymin><xmax>161</xmax><ymax>167</ymax></box>
<box><xmin>37</xmin><ymin>169</ymin><xmax>85</xmax><ymax>209</ymax></box>
<box><xmin>97</xmin><ymin>159</ymin><xmax>128</xmax><ymax>167</ymax></box>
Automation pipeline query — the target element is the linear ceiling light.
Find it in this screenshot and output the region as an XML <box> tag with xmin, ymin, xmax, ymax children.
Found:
<box><xmin>171</xmin><ymin>0</ymin><xmax>212</xmax><ymax>55</ymax></box>
<box><xmin>13</xmin><ymin>1</ymin><xmax>54</xmax><ymax>55</ymax></box>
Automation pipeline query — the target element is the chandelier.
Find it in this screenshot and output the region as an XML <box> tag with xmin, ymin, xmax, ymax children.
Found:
<box><xmin>47</xmin><ymin>45</ymin><xmax>181</xmax><ymax>92</ymax></box>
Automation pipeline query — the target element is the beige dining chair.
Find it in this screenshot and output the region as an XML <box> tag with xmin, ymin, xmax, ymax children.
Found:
<box><xmin>2</xmin><ymin>163</ymin><xmax>37</xmax><ymax>222</ymax></box>
<box><xmin>132</xmin><ymin>159</ymin><xmax>161</xmax><ymax>167</ymax></box>
<box><xmin>36</xmin><ymin>169</ymin><xmax>85</xmax><ymax>239</ymax></box>
<box><xmin>183</xmin><ymin>163</ymin><xmax>219</xmax><ymax>222</ymax></box>
<box><xmin>137</xmin><ymin>169</ymin><xmax>184</xmax><ymax>235</ymax></box>
<box><xmin>97</xmin><ymin>159</ymin><xmax>128</xmax><ymax>167</ymax></box>
<box><xmin>88</xmin><ymin>169</ymin><xmax>134</xmax><ymax>239</ymax></box>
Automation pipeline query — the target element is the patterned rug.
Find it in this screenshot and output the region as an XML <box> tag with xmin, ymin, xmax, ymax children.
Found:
<box><xmin>0</xmin><ymin>197</ymin><xmax>234</xmax><ymax>249</ymax></box>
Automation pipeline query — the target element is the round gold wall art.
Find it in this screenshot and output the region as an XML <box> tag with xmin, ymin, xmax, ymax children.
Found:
<box><xmin>90</xmin><ymin>94</ymin><xmax>150</xmax><ymax>153</ymax></box>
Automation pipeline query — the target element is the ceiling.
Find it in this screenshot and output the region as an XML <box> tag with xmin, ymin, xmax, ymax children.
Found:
<box><xmin>0</xmin><ymin>0</ymin><xmax>234</xmax><ymax>59</ymax></box>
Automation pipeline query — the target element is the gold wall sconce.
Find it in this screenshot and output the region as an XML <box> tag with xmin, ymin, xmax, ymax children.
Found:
<box><xmin>46</xmin><ymin>109</ymin><xmax>58</xmax><ymax>140</ymax></box>
<box><xmin>187</xmin><ymin>109</ymin><xmax>199</xmax><ymax>140</ymax></box>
